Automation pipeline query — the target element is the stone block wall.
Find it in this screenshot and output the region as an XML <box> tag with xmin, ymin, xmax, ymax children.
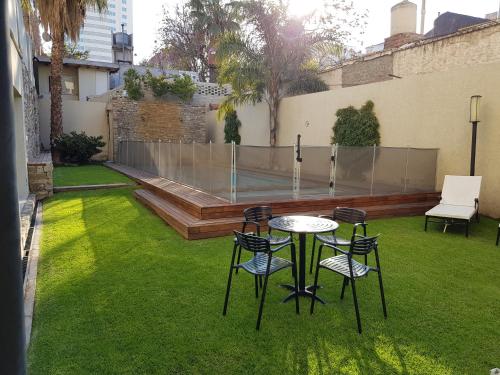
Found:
<box><xmin>342</xmin><ymin>55</ymin><xmax>394</xmax><ymax>87</ymax></box>
<box><xmin>22</xmin><ymin>65</ymin><xmax>40</xmax><ymax>160</ymax></box>
<box><xmin>110</xmin><ymin>93</ymin><xmax>207</xmax><ymax>160</ymax></box>
<box><xmin>27</xmin><ymin>153</ymin><xmax>53</xmax><ymax>200</ymax></box>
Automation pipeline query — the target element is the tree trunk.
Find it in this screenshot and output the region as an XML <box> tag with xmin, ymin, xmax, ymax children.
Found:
<box><xmin>50</xmin><ymin>29</ymin><xmax>64</xmax><ymax>161</ymax></box>
<box><xmin>268</xmin><ymin>97</ymin><xmax>280</xmax><ymax>147</ymax></box>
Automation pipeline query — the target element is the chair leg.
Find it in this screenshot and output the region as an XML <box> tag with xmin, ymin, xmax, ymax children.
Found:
<box><xmin>256</xmin><ymin>273</ymin><xmax>270</xmax><ymax>330</ymax></box>
<box><xmin>259</xmin><ymin>275</ymin><xmax>263</xmax><ymax>288</ymax></box>
<box><xmin>496</xmin><ymin>226</ymin><xmax>500</xmax><ymax>246</ymax></box>
<box><xmin>223</xmin><ymin>244</ymin><xmax>238</xmax><ymax>316</ymax></box>
<box><xmin>350</xmin><ymin>278</ymin><xmax>362</xmax><ymax>334</ymax></box>
<box><xmin>465</xmin><ymin>221</ymin><xmax>469</xmax><ymax>238</ymax></box>
<box><xmin>235</xmin><ymin>245</ymin><xmax>242</xmax><ymax>274</ymax></box>
<box><xmin>291</xmin><ymin>245</ymin><xmax>300</xmax><ymax>315</ymax></box>
<box><xmin>424</xmin><ymin>216</ymin><xmax>428</xmax><ymax>231</ymax></box>
<box><xmin>254</xmin><ymin>275</ymin><xmax>259</xmax><ymax>298</ymax></box>
<box><xmin>310</xmin><ymin>245</ymin><xmax>323</xmax><ymax>315</ymax></box>
<box><xmin>309</xmin><ymin>235</ymin><xmax>317</xmax><ymax>274</ymax></box>
<box><xmin>340</xmin><ymin>277</ymin><xmax>349</xmax><ymax>300</ymax></box>
<box><xmin>377</xmin><ymin>271</ymin><xmax>388</xmax><ymax>319</ymax></box>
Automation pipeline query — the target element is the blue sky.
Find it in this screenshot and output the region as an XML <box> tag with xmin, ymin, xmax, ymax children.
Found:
<box><xmin>133</xmin><ymin>0</ymin><xmax>500</xmax><ymax>62</ymax></box>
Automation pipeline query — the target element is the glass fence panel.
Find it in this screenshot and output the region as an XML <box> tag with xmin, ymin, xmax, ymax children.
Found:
<box><xmin>234</xmin><ymin>146</ymin><xmax>294</xmax><ymax>201</ymax></box>
<box><xmin>300</xmin><ymin>146</ymin><xmax>332</xmax><ymax>197</ymax></box>
<box><xmin>372</xmin><ymin>147</ymin><xmax>406</xmax><ymax>195</ymax></box>
<box><xmin>335</xmin><ymin>146</ymin><xmax>374</xmax><ymax>197</ymax></box>
<box><xmin>406</xmin><ymin>148</ymin><xmax>438</xmax><ymax>192</ymax></box>
<box><xmin>210</xmin><ymin>143</ymin><xmax>233</xmax><ymax>200</ymax></box>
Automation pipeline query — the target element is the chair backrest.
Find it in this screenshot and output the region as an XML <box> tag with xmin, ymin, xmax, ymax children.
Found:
<box><xmin>243</xmin><ymin>206</ymin><xmax>273</xmax><ymax>223</ymax></box>
<box><xmin>440</xmin><ymin>175</ymin><xmax>482</xmax><ymax>207</ymax></box>
<box><xmin>349</xmin><ymin>235</ymin><xmax>378</xmax><ymax>256</ymax></box>
<box><xmin>234</xmin><ymin>231</ymin><xmax>271</xmax><ymax>253</ymax></box>
<box><xmin>333</xmin><ymin>207</ymin><xmax>367</xmax><ymax>224</ymax></box>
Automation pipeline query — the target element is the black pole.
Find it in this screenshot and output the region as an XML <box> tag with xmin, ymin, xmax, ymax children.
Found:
<box><xmin>0</xmin><ymin>0</ymin><xmax>27</xmax><ymax>373</ymax></box>
<box><xmin>470</xmin><ymin>121</ymin><xmax>478</xmax><ymax>176</ymax></box>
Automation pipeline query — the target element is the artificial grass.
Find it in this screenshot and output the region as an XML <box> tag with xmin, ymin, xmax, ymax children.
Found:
<box><xmin>53</xmin><ymin>165</ymin><xmax>132</xmax><ymax>187</ymax></box>
<box><xmin>28</xmin><ymin>188</ymin><xmax>500</xmax><ymax>374</ymax></box>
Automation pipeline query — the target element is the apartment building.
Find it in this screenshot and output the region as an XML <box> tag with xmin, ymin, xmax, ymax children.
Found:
<box><xmin>77</xmin><ymin>0</ymin><xmax>133</xmax><ymax>63</ymax></box>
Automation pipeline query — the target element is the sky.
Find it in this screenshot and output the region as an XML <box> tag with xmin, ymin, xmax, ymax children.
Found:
<box><xmin>133</xmin><ymin>0</ymin><xmax>500</xmax><ymax>62</ymax></box>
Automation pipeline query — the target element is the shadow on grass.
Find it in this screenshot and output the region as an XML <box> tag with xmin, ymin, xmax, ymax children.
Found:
<box><xmin>28</xmin><ymin>188</ymin><xmax>500</xmax><ymax>374</ymax></box>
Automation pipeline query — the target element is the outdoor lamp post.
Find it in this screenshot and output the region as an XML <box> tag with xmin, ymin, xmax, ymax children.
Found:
<box><xmin>469</xmin><ymin>95</ymin><xmax>482</xmax><ymax>176</ymax></box>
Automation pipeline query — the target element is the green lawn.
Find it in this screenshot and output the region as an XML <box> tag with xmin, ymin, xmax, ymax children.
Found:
<box><xmin>53</xmin><ymin>165</ymin><xmax>132</xmax><ymax>187</ymax></box>
<box><xmin>28</xmin><ymin>188</ymin><xmax>500</xmax><ymax>374</ymax></box>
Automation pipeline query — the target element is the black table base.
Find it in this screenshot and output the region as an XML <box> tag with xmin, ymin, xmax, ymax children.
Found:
<box><xmin>280</xmin><ymin>284</ymin><xmax>325</xmax><ymax>304</ymax></box>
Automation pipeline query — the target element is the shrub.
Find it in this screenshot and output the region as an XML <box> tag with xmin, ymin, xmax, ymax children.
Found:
<box><xmin>287</xmin><ymin>73</ymin><xmax>329</xmax><ymax>96</ymax></box>
<box><xmin>332</xmin><ymin>100</ymin><xmax>380</xmax><ymax>146</ymax></box>
<box><xmin>143</xmin><ymin>71</ymin><xmax>197</xmax><ymax>101</ymax></box>
<box><xmin>124</xmin><ymin>68</ymin><xmax>144</xmax><ymax>100</ymax></box>
<box><xmin>224</xmin><ymin>110</ymin><xmax>241</xmax><ymax>144</ymax></box>
<box><xmin>54</xmin><ymin>131</ymin><xmax>106</xmax><ymax>164</ymax></box>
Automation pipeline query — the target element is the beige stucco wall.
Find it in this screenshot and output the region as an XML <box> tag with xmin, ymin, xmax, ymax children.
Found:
<box><xmin>78</xmin><ymin>68</ymin><xmax>109</xmax><ymax>101</ymax></box>
<box><xmin>39</xmin><ymin>99</ymin><xmax>109</xmax><ymax>160</ymax></box>
<box><xmin>206</xmin><ymin>102</ymin><xmax>270</xmax><ymax>145</ymax></box>
<box><xmin>228</xmin><ymin>62</ymin><xmax>500</xmax><ymax>217</ymax></box>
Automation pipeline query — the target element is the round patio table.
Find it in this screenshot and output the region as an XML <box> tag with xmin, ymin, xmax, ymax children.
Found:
<box><xmin>268</xmin><ymin>215</ymin><xmax>339</xmax><ymax>304</ymax></box>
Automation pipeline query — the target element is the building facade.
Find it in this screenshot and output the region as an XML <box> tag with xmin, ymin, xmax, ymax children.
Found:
<box><xmin>76</xmin><ymin>0</ymin><xmax>133</xmax><ymax>63</ymax></box>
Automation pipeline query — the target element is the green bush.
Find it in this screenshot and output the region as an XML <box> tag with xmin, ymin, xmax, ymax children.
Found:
<box><xmin>143</xmin><ymin>71</ymin><xmax>197</xmax><ymax>101</ymax></box>
<box><xmin>332</xmin><ymin>100</ymin><xmax>380</xmax><ymax>146</ymax></box>
<box><xmin>287</xmin><ymin>73</ymin><xmax>329</xmax><ymax>96</ymax></box>
<box><xmin>224</xmin><ymin>110</ymin><xmax>241</xmax><ymax>144</ymax></box>
<box><xmin>124</xmin><ymin>68</ymin><xmax>144</xmax><ymax>100</ymax></box>
<box><xmin>54</xmin><ymin>131</ymin><xmax>106</xmax><ymax>164</ymax></box>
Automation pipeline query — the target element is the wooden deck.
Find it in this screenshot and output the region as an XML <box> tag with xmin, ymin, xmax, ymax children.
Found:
<box><xmin>107</xmin><ymin>163</ymin><xmax>440</xmax><ymax>240</ymax></box>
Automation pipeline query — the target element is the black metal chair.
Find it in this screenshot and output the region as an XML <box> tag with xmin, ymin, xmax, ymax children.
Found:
<box><xmin>236</xmin><ymin>206</ymin><xmax>291</xmax><ymax>275</ymax></box>
<box><xmin>223</xmin><ymin>231</ymin><xmax>299</xmax><ymax>330</ymax></box>
<box><xmin>496</xmin><ymin>224</ymin><xmax>499</xmax><ymax>246</ymax></box>
<box><xmin>309</xmin><ymin>207</ymin><xmax>367</xmax><ymax>274</ymax></box>
<box><xmin>310</xmin><ymin>235</ymin><xmax>387</xmax><ymax>334</ymax></box>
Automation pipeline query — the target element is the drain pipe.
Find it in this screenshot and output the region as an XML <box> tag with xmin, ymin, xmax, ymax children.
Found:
<box><xmin>0</xmin><ymin>1</ymin><xmax>27</xmax><ymax>373</ymax></box>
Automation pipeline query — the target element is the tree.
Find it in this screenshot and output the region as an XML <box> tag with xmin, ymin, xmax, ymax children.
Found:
<box><xmin>34</xmin><ymin>0</ymin><xmax>107</xmax><ymax>159</ymax></box>
<box><xmin>64</xmin><ymin>42</ymin><xmax>89</xmax><ymax>60</ymax></box>
<box><xmin>216</xmin><ymin>0</ymin><xmax>363</xmax><ymax>146</ymax></box>
<box><xmin>158</xmin><ymin>1</ymin><xmax>239</xmax><ymax>82</ymax></box>
<box><xmin>224</xmin><ymin>110</ymin><xmax>241</xmax><ymax>144</ymax></box>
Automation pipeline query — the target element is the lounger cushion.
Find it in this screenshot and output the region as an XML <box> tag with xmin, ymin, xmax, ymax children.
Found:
<box><xmin>440</xmin><ymin>175</ymin><xmax>482</xmax><ymax>207</ymax></box>
<box><xmin>425</xmin><ymin>204</ymin><xmax>476</xmax><ymax>220</ymax></box>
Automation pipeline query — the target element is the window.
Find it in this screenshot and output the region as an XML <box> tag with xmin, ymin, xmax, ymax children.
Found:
<box><xmin>121</xmin><ymin>15</ymin><xmax>127</xmax><ymax>20</ymax></box>
<box><xmin>109</xmin><ymin>3</ymin><xmax>115</xmax><ymax>8</ymax></box>
<box><xmin>122</xmin><ymin>7</ymin><xmax>127</xmax><ymax>12</ymax></box>
<box><xmin>121</xmin><ymin>0</ymin><xmax>126</xmax><ymax>3</ymax></box>
<box><xmin>49</xmin><ymin>75</ymin><xmax>78</xmax><ymax>96</ymax></box>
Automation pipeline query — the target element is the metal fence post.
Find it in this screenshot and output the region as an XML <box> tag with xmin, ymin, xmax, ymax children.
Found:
<box><xmin>404</xmin><ymin>147</ymin><xmax>410</xmax><ymax>193</ymax></box>
<box><xmin>158</xmin><ymin>139</ymin><xmax>161</xmax><ymax>176</ymax></box>
<box><xmin>193</xmin><ymin>141</ymin><xmax>196</xmax><ymax>187</ymax></box>
<box><xmin>126</xmin><ymin>138</ymin><xmax>129</xmax><ymax>166</ymax></box>
<box><xmin>209</xmin><ymin>140</ymin><xmax>213</xmax><ymax>194</ymax></box>
<box><xmin>329</xmin><ymin>144</ymin><xmax>337</xmax><ymax>197</ymax></box>
<box><xmin>230</xmin><ymin>141</ymin><xmax>236</xmax><ymax>203</ymax></box>
<box><xmin>333</xmin><ymin>143</ymin><xmax>339</xmax><ymax>196</ymax></box>
<box><xmin>370</xmin><ymin>144</ymin><xmax>376</xmax><ymax>196</ymax></box>
<box><xmin>179</xmin><ymin>139</ymin><xmax>182</xmax><ymax>180</ymax></box>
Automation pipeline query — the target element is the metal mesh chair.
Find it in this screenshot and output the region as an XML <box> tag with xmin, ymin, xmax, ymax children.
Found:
<box><xmin>236</xmin><ymin>206</ymin><xmax>291</xmax><ymax>275</ymax></box>
<box><xmin>310</xmin><ymin>235</ymin><xmax>387</xmax><ymax>334</ymax></box>
<box><xmin>223</xmin><ymin>231</ymin><xmax>299</xmax><ymax>330</ymax></box>
<box><xmin>309</xmin><ymin>207</ymin><xmax>367</xmax><ymax>274</ymax></box>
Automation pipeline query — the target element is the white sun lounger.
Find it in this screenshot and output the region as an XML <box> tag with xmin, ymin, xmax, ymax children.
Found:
<box><xmin>424</xmin><ymin>175</ymin><xmax>482</xmax><ymax>237</ymax></box>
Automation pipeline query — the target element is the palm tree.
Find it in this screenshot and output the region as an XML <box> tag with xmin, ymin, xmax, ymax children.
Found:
<box><xmin>34</xmin><ymin>0</ymin><xmax>107</xmax><ymax>159</ymax></box>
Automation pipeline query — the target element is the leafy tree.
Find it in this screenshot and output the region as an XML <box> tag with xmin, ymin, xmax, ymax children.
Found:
<box><xmin>332</xmin><ymin>100</ymin><xmax>380</xmax><ymax>146</ymax></box>
<box><xmin>287</xmin><ymin>72</ymin><xmax>329</xmax><ymax>96</ymax></box>
<box><xmin>224</xmin><ymin>110</ymin><xmax>241</xmax><ymax>144</ymax></box>
<box><xmin>34</xmin><ymin>0</ymin><xmax>107</xmax><ymax>160</ymax></box>
<box><xmin>216</xmin><ymin>0</ymin><xmax>363</xmax><ymax>146</ymax></box>
<box><xmin>169</xmin><ymin>75</ymin><xmax>197</xmax><ymax>101</ymax></box>
<box><xmin>124</xmin><ymin>69</ymin><xmax>144</xmax><ymax>100</ymax></box>
<box><xmin>64</xmin><ymin>43</ymin><xmax>89</xmax><ymax>60</ymax></box>
<box><xmin>158</xmin><ymin>1</ymin><xmax>239</xmax><ymax>82</ymax></box>
<box><xmin>54</xmin><ymin>131</ymin><xmax>106</xmax><ymax>164</ymax></box>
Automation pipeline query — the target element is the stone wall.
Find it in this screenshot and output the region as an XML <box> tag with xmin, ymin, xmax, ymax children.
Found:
<box><xmin>342</xmin><ymin>55</ymin><xmax>394</xmax><ymax>87</ymax></box>
<box><xmin>22</xmin><ymin>65</ymin><xmax>40</xmax><ymax>161</ymax></box>
<box><xmin>27</xmin><ymin>152</ymin><xmax>53</xmax><ymax>200</ymax></box>
<box><xmin>110</xmin><ymin>92</ymin><xmax>207</xmax><ymax>160</ymax></box>
<box><xmin>318</xmin><ymin>22</ymin><xmax>500</xmax><ymax>89</ymax></box>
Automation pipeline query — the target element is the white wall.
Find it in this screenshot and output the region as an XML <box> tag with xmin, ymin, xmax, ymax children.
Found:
<box><xmin>39</xmin><ymin>99</ymin><xmax>109</xmax><ymax>159</ymax></box>
<box><xmin>78</xmin><ymin>68</ymin><xmax>109</xmax><ymax>100</ymax></box>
